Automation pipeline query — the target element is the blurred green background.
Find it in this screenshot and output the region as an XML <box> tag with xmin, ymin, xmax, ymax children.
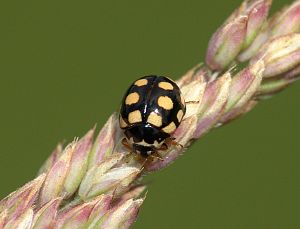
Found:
<box><xmin>0</xmin><ymin>0</ymin><xmax>299</xmax><ymax>228</ymax></box>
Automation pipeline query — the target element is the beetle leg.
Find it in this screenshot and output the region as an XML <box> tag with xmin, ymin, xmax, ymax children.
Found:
<box><xmin>140</xmin><ymin>158</ymin><xmax>148</xmax><ymax>170</ymax></box>
<box><xmin>166</xmin><ymin>138</ymin><xmax>184</xmax><ymax>149</ymax></box>
<box><xmin>122</xmin><ymin>138</ymin><xmax>132</xmax><ymax>151</ymax></box>
<box><xmin>150</xmin><ymin>153</ymin><xmax>164</xmax><ymax>161</ymax></box>
<box><xmin>158</xmin><ymin>143</ymin><xmax>168</xmax><ymax>151</ymax></box>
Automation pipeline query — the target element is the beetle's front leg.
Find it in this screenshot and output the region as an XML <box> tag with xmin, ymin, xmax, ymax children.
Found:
<box><xmin>165</xmin><ymin>137</ymin><xmax>184</xmax><ymax>149</ymax></box>
<box><xmin>122</xmin><ymin>138</ymin><xmax>132</xmax><ymax>151</ymax></box>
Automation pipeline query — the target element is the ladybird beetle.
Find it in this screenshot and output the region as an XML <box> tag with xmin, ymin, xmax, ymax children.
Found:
<box><xmin>119</xmin><ymin>75</ymin><xmax>186</xmax><ymax>157</ymax></box>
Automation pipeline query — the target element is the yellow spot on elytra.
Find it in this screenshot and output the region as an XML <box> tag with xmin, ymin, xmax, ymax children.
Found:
<box><xmin>119</xmin><ymin>116</ymin><xmax>128</xmax><ymax>128</ymax></box>
<box><xmin>128</xmin><ymin>110</ymin><xmax>142</xmax><ymax>124</ymax></box>
<box><xmin>177</xmin><ymin>110</ymin><xmax>184</xmax><ymax>122</ymax></box>
<box><xmin>147</xmin><ymin>112</ymin><xmax>162</xmax><ymax>127</ymax></box>
<box><xmin>158</xmin><ymin>96</ymin><xmax>173</xmax><ymax>110</ymax></box>
<box><xmin>162</xmin><ymin>122</ymin><xmax>177</xmax><ymax>134</ymax></box>
<box><xmin>158</xmin><ymin>82</ymin><xmax>174</xmax><ymax>90</ymax></box>
<box><xmin>125</xmin><ymin>92</ymin><xmax>139</xmax><ymax>105</ymax></box>
<box><xmin>134</xmin><ymin>79</ymin><xmax>148</xmax><ymax>87</ymax></box>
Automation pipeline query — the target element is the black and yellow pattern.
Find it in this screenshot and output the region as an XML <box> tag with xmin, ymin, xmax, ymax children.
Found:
<box><xmin>119</xmin><ymin>75</ymin><xmax>186</xmax><ymax>157</ymax></box>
